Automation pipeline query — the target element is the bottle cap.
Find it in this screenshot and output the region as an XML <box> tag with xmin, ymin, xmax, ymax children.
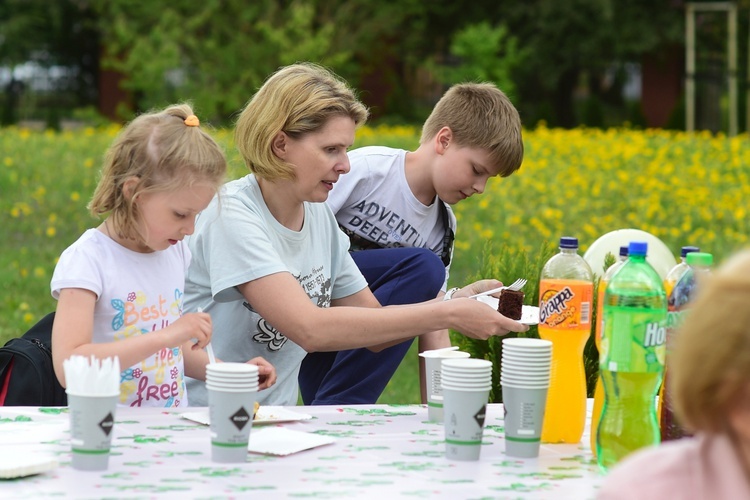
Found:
<box><xmin>681</xmin><ymin>246</ymin><xmax>700</xmax><ymax>258</ymax></box>
<box><xmin>619</xmin><ymin>245</ymin><xmax>628</xmax><ymax>257</ymax></box>
<box><xmin>628</xmin><ymin>241</ymin><xmax>648</xmax><ymax>256</ymax></box>
<box><xmin>686</xmin><ymin>252</ymin><xmax>713</xmax><ymax>267</ymax></box>
<box><xmin>559</xmin><ymin>236</ymin><xmax>578</xmax><ymax>249</ymax></box>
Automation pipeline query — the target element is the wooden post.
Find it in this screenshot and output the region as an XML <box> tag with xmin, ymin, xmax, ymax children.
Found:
<box><xmin>729</xmin><ymin>4</ymin><xmax>738</xmax><ymax>136</ymax></box>
<box><xmin>684</xmin><ymin>2</ymin><xmax>738</xmax><ymax>136</ymax></box>
<box><xmin>685</xmin><ymin>5</ymin><xmax>696</xmax><ymax>133</ymax></box>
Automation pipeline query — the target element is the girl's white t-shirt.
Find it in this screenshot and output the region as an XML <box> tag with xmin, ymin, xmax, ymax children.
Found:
<box><xmin>51</xmin><ymin>229</ymin><xmax>191</xmax><ymax>407</ymax></box>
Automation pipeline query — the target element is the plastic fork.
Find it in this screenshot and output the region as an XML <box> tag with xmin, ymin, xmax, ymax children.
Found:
<box><xmin>468</xmin><ymin>278</ymin><xmax>527</xmax><ymax>300</ymax></box>
<box><xmin>197</xmin><ymin>307</ymin><xmax>217</xmax><ymax>365</ymax></box>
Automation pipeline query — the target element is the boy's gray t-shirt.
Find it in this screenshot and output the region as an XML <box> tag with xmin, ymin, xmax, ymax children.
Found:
<box><xmin>184</xmin><ymin>174</ymin><xmax>367</xmax><ymax>406</ymax></box>
<box><xmin>328</xmin><ymin>145</ymin><xmax>457</xmax><ymax>289</ymax></box>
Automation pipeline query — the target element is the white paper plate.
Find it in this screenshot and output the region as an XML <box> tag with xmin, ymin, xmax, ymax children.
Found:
<box><xmin>181</xmin><ymin>406</ymin><xmax>313</xmax><ymax>426</ymax></box>
<box><xmin>0</xmin><ymin>454</ymin><xmax>58</xmax><ymax>479</ymax></box>
<box><xmin>248</xmin><ymin>427</ymin><xmax>335</xmax><ymax>456</ymax></box>
<box><xmin>477</xmin><ymin>296</ymin><xmax>540</xmax><ymax>325</ymax></box>
<box><xmin>582</xmin><ymin>228</ymin><xmax>677</xmax><ymax>279</ymax></box>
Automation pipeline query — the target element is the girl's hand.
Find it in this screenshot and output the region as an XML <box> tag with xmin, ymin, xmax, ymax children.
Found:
<box><xmin>247</xmin><ymin>357</ymin><xmax>277</xmax><ymax>390</ymax></box>
<box><xmin>169</xmin><ymin>312</ymin><xmax>212</xmax><ymax>349</ymax></box>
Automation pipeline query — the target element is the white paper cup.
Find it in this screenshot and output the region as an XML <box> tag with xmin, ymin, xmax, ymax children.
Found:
<box><xmin>443</xmin><ymin>386</ymin><xmax>490</xmax><ymax>461</ymax></box>
<box><xmin>500</xmin><ymin>379</ymin><xmax>549</xmax><ymax>389</ymax></box>
<box><xmin>502</xmin><ymin>338</ymin><xmax>553</xmax><ymax>350</ymax></box>
<box><xmin>502</xmin><ymin>354</ymin><xmax>551</xmax><ymax>362</ymax></box>
<box><xmin>441</xmin><ymin>371</ymin><xmax>493</xmax><ymax>380</ymax></box>
<box><xmin>67</xmin><ymin>393</ymin><xmax>119</xmax><ymax>471</ymax></box>
<box><xmin>420</xmin><ymin>350</ymin><xmax>470</xmax><ymax>422</ymax></box>
<box><xmin>501</xmin><ymin>357</ymin><xmax>551</xmax><ymax>366</ymax></box>
<box><xmin>207</xmin><ymin>363</ymin><xmax>259</xmax><ymax>463</ymax></box>
<box><xmin>500</xmin><ymin>358</ymin><xmax>552</xmax><ymax>370</ymax></box>
<box><xmin>208</xmin><ymin>387</ymin><xmax>257</xmax><ymax>463</ymax></box>
<box><xmin>442</xmin><ymin>358</ymin><xmax>493</xmax><ymax>372</ymax></box>
<box><xmin>500</xmin><ymin>376</ymin><xmax>549</xmax><ymax>385</ymax></box>
<box><xmin>500</xmin><ymin>367</ymin><xmax>551</xmax><ymax>377</ymax></box>
<box><xmin>500</xmin><ymin>371</ymin><xmax>550</xmax><ymax>383</ymax></box>
<box><xmin>442</xmin><ymin>378</ymin><xmax>492</xmax><ymax>387</ymax></box>
<box><xmin>442</xmin><ymin>380</ymin><xmax>493</xmax><ymax>388</ymax></box>
<box><xmin>500</xmin><ymin>362</ymin><xmax>552</xmax><ymax>373</ymax></box>
<box><xmin>206</xmin><ymin>383</ymin><xmax>259</xmax><ymax>392</ymax></box>
<box><xmin>500</xmin><ymin>378</ymin><xmax>550</xmax><ymax>389</ymax></box>
<box><xmin>502</xmin><ymin>384</ymin><xmax>549</xmax><ymax>458</ymax></box>
<box><xmin>207</xmin><ymin>363</ymin><xmax>257</xmax><ymax>376</ymax></box>
<box><xmin>500</xmin><ymin>373</ymin><xmax>551</xmax><ymax>385</ymax></box>
<box><xmin>206</xmin><ymin>375</ymin><xmax>259</xmax><ymax>383</ymax></box>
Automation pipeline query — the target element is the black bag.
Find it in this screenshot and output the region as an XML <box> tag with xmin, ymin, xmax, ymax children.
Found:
<box><xmin>0</xmin><ymin>312</ymin><xmax>68</xmax><ymax>406</ymax></box>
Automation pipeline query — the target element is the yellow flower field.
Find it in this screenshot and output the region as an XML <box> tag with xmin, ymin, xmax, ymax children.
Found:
<box><xmin>1</xmin><ymin>124</ymin><xmax>748</xmax><ymax>401</ymax></box>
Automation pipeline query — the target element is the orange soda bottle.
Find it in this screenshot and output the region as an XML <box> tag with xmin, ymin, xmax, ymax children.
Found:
<box><xmin>590</xmin><ymin>245</ymin><xmax>628</xmax><ymax>457</ymax></box>
<box><xmin>539</xmin><ymin>236</ymin><xmax>594</xmax><ymax>443</ymax></box>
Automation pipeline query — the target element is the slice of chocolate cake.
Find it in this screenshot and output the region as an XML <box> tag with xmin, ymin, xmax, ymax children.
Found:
<box><xmin>497</xmin><ymin>288</ymin><xmax>524</xmax><ymax>320</ymax></box>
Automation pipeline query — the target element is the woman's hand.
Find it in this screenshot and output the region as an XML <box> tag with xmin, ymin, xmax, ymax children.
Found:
<box><xmin>445</xmin><ymin>296</ymin><xmax>528</xmax><ymax>339</ymax></box>
<box><xmin>247</xmin><ymin>357</ymin><xmax>277</xmax><ymax>390</ymax></box>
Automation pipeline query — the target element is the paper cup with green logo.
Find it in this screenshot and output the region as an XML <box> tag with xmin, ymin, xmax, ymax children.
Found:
<box><xmin>501</xmin><ymin>382</ymin><xmax>549</xmax><ymax>458</ymax></box>
<box><xmin>442</xmin><ymin>384</ymin><xmax>490</xmax><ymax>461</ymax></box>
<box><xmin>419</xmin><ymin>350</ymin><xmax>470</xmax><ymax>422</ymax></box>
<box><xmin>206</xmin><ymin>363</ymin><xmax>259</xmax><ymax>463</ymax></box>
<box><xmin>67</xmin><ymin>392</ymin><xmax>119</xmax><ymax>471</ymax></box>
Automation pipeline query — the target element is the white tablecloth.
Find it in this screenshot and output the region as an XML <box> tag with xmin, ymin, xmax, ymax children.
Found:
<box><xmin>0</xmin><ymin>403</ymin><xmax>603</xmax><ymax>499</ymax></box>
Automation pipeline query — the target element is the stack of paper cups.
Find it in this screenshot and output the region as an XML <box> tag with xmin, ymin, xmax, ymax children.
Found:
<box><xmin>441</xmin><ymin>358</ymin><xmax>492</xmax><ymax>461</ymax></box>
<box><xmin>206</xmin><ymin>363</ymin><xmax>259</xmax><ymax>463</ymax></box>
<box><xmin>500</xmin><ymin>338</ymin><xmax>552</xmax><ymax>458</ymax></box>
<box><xmin>64</xmin><ymin>355</ymin><xmax>121</xmax><ymax>471</ymax></box>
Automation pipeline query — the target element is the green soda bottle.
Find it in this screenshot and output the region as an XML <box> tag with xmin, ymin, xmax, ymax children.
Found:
<box><xmin>597</xmin><ymin>241</ymin><xmax>667</xmax><ymax>472</ymax></box>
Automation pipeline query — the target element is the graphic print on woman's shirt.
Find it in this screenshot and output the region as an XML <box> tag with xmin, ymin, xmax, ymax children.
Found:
<box><xmin>248</xmin><ymin>268</ymin><xmax>332</xmax><ymax>352</ymax></box>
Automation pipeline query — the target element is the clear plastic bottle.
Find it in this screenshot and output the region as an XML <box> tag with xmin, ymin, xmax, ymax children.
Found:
<box><xmin>590</xmin><ymin>245</ymin><xmax>628</xmax><ymax>457</ymax></box>
<box><xmin>663</xmin><ymin>246</ymin><xmax>700</xmax><ymax>299</ymax></box>
<box><xmin>656</xmin><ymin>245</ymin><xmax>699</xmax><ymax>432</ymax></box>
<box><xmin>659</xmin><ymin>251</ymin><xmax>713</xmax><ymax>441</ymax></box>
<box><xmin>597</xmin><ymin>241</ymin><xmax>667</xmax><ymax>472</ymax></box>
<box><xmin>538</xmin><ymin>236</ymin><xmax>594</xmax><ymax>444</ymax></box>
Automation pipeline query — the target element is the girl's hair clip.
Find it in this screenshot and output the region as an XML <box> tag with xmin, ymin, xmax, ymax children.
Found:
<box><xmin>184</xmin><ymin>115</ymin><xmax>200</xmax><ymax>127</ymax></box>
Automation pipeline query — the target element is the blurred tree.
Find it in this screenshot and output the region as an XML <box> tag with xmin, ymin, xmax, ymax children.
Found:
<box><xmin>315</xmin><ymin>0</ymin><xmax>688</xmax><ymax>127</ymax></box>
<box><xmin>426</xmin><ymin>22</ymin><xmax>529</xmax><ymax>100</ymax></box>
<box><xmin>488</xmin><ymin>0</ymin><xmax>687</xmax><ymax>127</ymax></box>
<box><xmin>4</xmin><ymin>0</ymin><xmax>747</xmax><ymax>128</ymax></box>
<box><xmin>0</xmin><ymin>0</ymin><xmax>99</xmax><ymax>124</ymax></box>
<box><xmin>91</xmin><ymin>0</ymin><xmax>353</xmax><ymax>122</ymax></box>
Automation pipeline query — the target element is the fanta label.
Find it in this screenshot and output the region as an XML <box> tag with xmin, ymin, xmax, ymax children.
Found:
<box><xmin>539</xmin><ymin>279</ymin><xmax>593</xmax><ymax>330</ymax></box>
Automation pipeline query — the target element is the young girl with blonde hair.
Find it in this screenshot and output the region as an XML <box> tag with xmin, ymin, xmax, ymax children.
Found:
<box><xmin>51</xmin><ymin>104</ymin><xmax>275</xmax><ymax>407</ymax></box>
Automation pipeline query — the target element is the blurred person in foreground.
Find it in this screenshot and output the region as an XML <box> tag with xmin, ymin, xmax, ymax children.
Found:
<box><xmin>598</xmin><ymin>248</ymin><xmax>750</xmax><ymax>499</ymax></box>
